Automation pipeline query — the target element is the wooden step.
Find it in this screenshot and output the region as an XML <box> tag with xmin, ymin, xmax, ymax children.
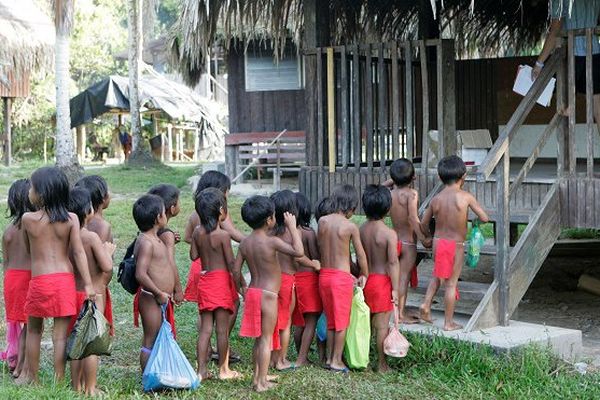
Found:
<box><xmin>409</xmin><ymin>277</ymin><xmax>491</xmax><ymax>302</ymax></box>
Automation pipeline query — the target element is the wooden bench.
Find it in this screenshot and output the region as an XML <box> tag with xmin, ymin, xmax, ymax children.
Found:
<box><xmin>224</xmin><ymin>131</ymin><xmax>306</xmax><ymax>188</ymax></box>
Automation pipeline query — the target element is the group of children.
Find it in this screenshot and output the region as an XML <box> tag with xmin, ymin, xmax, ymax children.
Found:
<box><xmin>2</xmin><ymin>154</ymin><xmax>489</xmax><ymax>394</ymax></box>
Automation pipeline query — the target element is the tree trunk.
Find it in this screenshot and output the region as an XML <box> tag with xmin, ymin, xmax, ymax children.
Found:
<box><xmin>54</xmin><ymin>0</ymin><xmax>82</xmax><ymax>181</ymax></box>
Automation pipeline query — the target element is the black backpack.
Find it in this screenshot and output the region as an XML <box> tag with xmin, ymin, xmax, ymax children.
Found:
<box><xmin>117</xmin><ymin>237</ymin><xmax>139</xmax><ymax>294</ymax></box>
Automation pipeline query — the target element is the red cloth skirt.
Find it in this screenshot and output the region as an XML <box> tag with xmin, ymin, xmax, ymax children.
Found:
<box><xmin>433</xmin><ymin>238</ymin><xmax>457</xmax><ymax>280</ymax></box>
<box><xmin>277</xmin><ymin>273</ymin><xmax>295</xmax><ymax>330</ymax></box>
<box><xmin>24</xmin><ymin>272</ymin><xmax>76</xmax><ymax>318</ymax></box>
<box><xmin>133</xmin><ymin>287</ymin><xmax>177</xmax><ymax>338</ymax></box>
<box><xmin>319</xmin><ymin>269</ymin><xmax>354</xmax><ymax>331</ymax></box>
<box><xmin>292</xmin><ymin>271</ymin><xmax>322</xmax><ymax>326</ymax></box>
<box><xmin>183</xmin><ymin>258</ymin><xmax>203</xmax><ymax>302</ymax></box>
<box><xmin>67</xmin><ymin>287</ymin><xmax>114</xmax><ymax>336</ymax></box>
<box><xmin>363</xmin><ymin>273</ymin><xmax>394</xmax><ymax>313</ymax></box>
<box><xmin>197</xmin><ymin>270</ymin><xmax>237</xmax><ymax>313</ymax></box>
<box><xmin>240</xmin><ymin>287</ymin><xmax>280</xmax><ymax>350</ymax></box>
<box><xmin>4</xmin><ymin>269</ymin><xmax>31</xmax><ymax>323</ymax></box>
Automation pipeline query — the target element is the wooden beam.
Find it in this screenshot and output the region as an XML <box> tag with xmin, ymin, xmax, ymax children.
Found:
<box><xmin>352</xmin><ymin>45</ymin><xmax>361</xmax><ymax>170</ymax></box>
<box><xmin>585</xmin><ymin>28</ymin><xmax>594</xmax><ymax>178</ymax></box>
<box><xmin>555</xmin><ymin>38</ymin><xmax>568</xmax><ymax>177</ymax></box>
<box><xmin>317</xmin><ymin>48</ymin><xmax>324</xmax><ymax>167</ymax></box>
<box><xmin>495</xmin><ymin>151</ymin><xmax>510</xmax><ymax>326</ymax></box>
<box><xmin>366</xmin><ymin>45</ymin><xmax>374</xmax><ymax>169</ymax></box>
<box><xmin>327</xmin><ymin>47</ymin><xmax>336</xmax><ymax>173</ymax></box>
<box><xmin>3</xmin><ymin>97</ymin><xmax>11</xmax><ymax>166</ymax></box>
<box><xmin>391</xmin><ymin>42</ymin><xmax>400</xmax><ymax>159</ymax></box>
<box><xmin>404</xmin><ymin>42</ymin><xmax>414</xmax><ymax>160</ymax></box>
<box><xmin>377</xmin><ymin>43</ymin><xmax>386</xmax><ymax>168</ymax></box>
<box><xmin>437</xmin><ymin>39</ymin><xmax>457</xmax><ymax>157</ymax></box>
<box><xmin>567</xmin><ymin>31</ymin><xmax>576</xmax><ymax>175</ymax></box>
<box><xmin>419</xmin><ymin>41</ymin><xmax>430</xmax><ymax>173</ymax></box>
<box><xmin>341</xmin><ymin>46</ymin><xmax>349</xmax><ymax>168</ymax></box>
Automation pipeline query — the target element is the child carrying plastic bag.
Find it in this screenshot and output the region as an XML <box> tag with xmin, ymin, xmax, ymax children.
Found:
<box><xmin>142</xmin><ymin>304</ymin><xmax>200</xmax><ymax>392</ymax></box>
<box><xmin>344</xmin><ymin>287</ymin><xmax>371</xmax><ymax>369</ymax></box>
<box><xmin>67</xmin><ymin>300</ymin><xmax>112</xmax><ymax>360</ymax></box>
<box><xmin>384</xmin><ymin>305</ymin><xmax>410</xmax><ymax>358</ymax></box>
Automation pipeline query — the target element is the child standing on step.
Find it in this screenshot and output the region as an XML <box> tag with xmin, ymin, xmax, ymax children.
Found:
<box><xmin>360</xmin><ymin>185</ymin><xmax>400</xmax><ymax>372</ymax></box>
<box><xmin>419</xmin><ymin>156</ymin><xmax>489</xmax><ymax>331</ymax></box>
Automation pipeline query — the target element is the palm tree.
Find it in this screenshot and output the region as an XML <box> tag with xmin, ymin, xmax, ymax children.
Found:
<box><xmin>52</xmin><ymin>0</ymin><xmax>82</xmax><ymax>180</ymax></box>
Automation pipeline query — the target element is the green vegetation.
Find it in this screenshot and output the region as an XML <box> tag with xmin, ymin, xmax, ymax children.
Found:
<box><xmin>0</xmin><ymin>163</ymin><xmax>598</xmax><ymax>399</ymax></box>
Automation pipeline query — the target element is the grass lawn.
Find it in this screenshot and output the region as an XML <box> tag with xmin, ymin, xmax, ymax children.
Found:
<box><xmin>0</xmin><ymin>162</ymin><xmax>598</xmax><ymax>399</ymax></box>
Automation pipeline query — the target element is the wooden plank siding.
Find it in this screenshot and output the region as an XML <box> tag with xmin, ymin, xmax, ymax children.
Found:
<box><xmin>559</xmin><ymin>178</ymin><xmax>600</xmax><ymax>229</ymax></box>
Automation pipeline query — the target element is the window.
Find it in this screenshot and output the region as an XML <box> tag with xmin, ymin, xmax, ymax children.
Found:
<box><xmin>245</xmin><ymin>46</ymin><xmax>303</xmax><ymax>91</ymax></box>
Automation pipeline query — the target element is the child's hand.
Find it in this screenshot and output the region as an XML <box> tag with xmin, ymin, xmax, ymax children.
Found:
<box><xmin>84</xmin><ymin>284</ymin><xmax>96</xmax><ymax>301</ymax></box>
<box><xmin>283</xmin><ymin>212</ymin><xmax>297</xmax><ymax>229</ymax></box>
<box><xmin>356</xmin><ymin>275</ymin><xmax>367</xmax><ymax>289</ymax></box>
<box><xmin>103</xmin><ymin>242</ymin><xmax>117</xmax><ymax>257</ymax></box>
<box><xmin>423</xmin><ymin>237</ymin><xmax>433</xmax><ymax>249</ymax></box>
<box><xmin>312</xmin><ymin>259</ymin><xmax>321</xmax><ymax>271</ymax></box>
<box><xmin>392</xmin><ymin>290</ymin><xmax>399</xmax><ymax>306</ymax></box>
<box><xmin>155</xmin><ymin>291</ymin><xmax>170</xmax><ymax>305</ymax></box>
<box><xmin>173</xmin><ymin>231</ymin><xmax>181</xmax><ymax>244</ymax></box>
<box><xmin>173</xmin><ymin>290</ymin><xmax>184</xmax><ymax>305</ymax></box>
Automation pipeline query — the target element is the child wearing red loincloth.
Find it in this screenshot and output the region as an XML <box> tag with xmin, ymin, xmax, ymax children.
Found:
<box><xmin>359</xmin><ymin>185</ymin><xmax>400</xmax><ymax>372</ymax></box>
<box><xmin>131</xmin><ymin>194</ymin><xmax>177</xmax><ymax>372</ymax></box>
<box><xmin>386</xmin><ymin>159</ymin><xmax>432</xmax><ymax>324</ymax></box>
<box><xmin>191</xmin><ymin>188</ymin><xmax>242</xmax><ymax>380</ymax></box>
<box><xmin>67</xmin><ymin>188</ymin><xmax>116</xmax><ymax>395</ymax></box>
<box><xmin>419</xmin><ymin>156</ymin><xmax>489</xmax><ymax>331</ymax></box>
<box><xmin>318</xmin><ymin>185</ymin><xmax>368</xmax><ymax>373</ymax></box>
<box><xmin>291</xmin><ymin>192</ymin><xmax>322</xmax><ymax>367</ymax></box>
<box><xmin>2</xmin><ymin>179</ymin><xmax>34</xmax><ymax>378</ymax></box>
<box><xmin>148</xmin><ymin>184</ymin><xmax>184</xmax><ymax>306</ymax></box>
<box><xmin>235</xmin><ymin>196</ymin><xmax>303</xmax><ymax>392</ymax></box>
<box><xmin>183</xmin><ymin>171</ymin><xmax>244</xmax><ymax>362</ymax></box>
<box><xmin>16</xmin><ymin>167</ymin><xmax>95</xmax><ymax>385</ymax></box>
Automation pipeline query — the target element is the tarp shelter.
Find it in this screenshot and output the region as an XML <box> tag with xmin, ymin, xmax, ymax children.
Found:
<box><xmin>69</xmin><ymin>75</ymin><xmax>214</xmax><ymax>128</ymax></box>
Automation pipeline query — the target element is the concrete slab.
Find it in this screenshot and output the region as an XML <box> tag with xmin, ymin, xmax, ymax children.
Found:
<box><xmin>401</xmin><ymin>310</ymin><xmax>582</xmax><ymax>361</ymax></box>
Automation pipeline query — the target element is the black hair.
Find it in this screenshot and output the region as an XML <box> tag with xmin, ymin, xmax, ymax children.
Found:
<box><xmin>295</xmin><ymin>192</ymin><xmax>312</xmax><ymax>228</ymax></box>
<box><xmin>7</xmin><ymin>179</ymin><xmax>33</xmax><ymax>227</ymax></box>
<box><xmin>438</xmin><ymin>155</ymin><xmax>467</xmax><ymax>184</ymax></box>
<box><xmin>132</xmin><ymin>194</ymin><xmax>164</xmax><ymax>232</ymax></box>
<box><xmin>194</xmin><ymin>171</ymin><xmax>231</xmax><ymax>199</ymax></box>
<box><xmin>390</xmin><ymin>158</ymin><xmax>415</xmax><ymax>187</ymax></box>
<box><xmin>68</xmin><ymin>187</ymin><xmax>93</xmax><ymax>228</ymax></box>
<box><xmin>241</xmin><ymin>195</ymin><xmax>274</xmax><ymax>230</ymax></box>
<box><xmin>30</xmin><ymin>167</ymin><xmax>70</xmax><ymax>223</ymax></box>
<box><xmin>270</xmin><ymin>190</ymin><xmax>298</xmax><ymax>235</ymax></box>
<box><xmin>362</xmin><ymin>184</ymin><xmax>391</xmax><ymax>220</ymax></box>
<box><xmin>195</xmin><ymin>188</ymin><xmax>227</xmax><ymax>233</ymax></box>
<box><xmin>75</xmin><ymin>175</ymin><xmax>108</xmax><ymax>212</ymax></box>
<box><xmin>331</xmin><ymin>184</ymin><xmax>358</xmax><ymax>214</ymax></box>
<box><xmin>314</xmin><ymin>197</ymin><xmax>334</xmax><ymax>222</ymax></box>
<box><xmin>148</xmin><ymin>183</ymin><xmax>180</xmax><ymax>211</ymax></box>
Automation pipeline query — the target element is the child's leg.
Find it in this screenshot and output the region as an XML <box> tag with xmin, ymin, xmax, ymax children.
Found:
<box><xmin>13</xmin><ymin>325</ymin><xmax>27</xmax><ymax>378</ymax></box>
<box><xmin>443</xmin><ymin>247</ymin><xmax>465</xmax><ymax>331</ymax></box>
<box><xmin>275</xmin><ymin>292</ymin><xmax>295</xmax><ymax>370</ymax></box>
<box><xmin>293</xmin><ymin>326</ymin><xmax>303</xmax><ymax>353</ymax></box>
<box><xmin>52</xmin><ymin>316</ymin><xmax>70</xmax><ymax>381</ymax></box>
<box><xmin>16</xmin><ymin>317</ymin><xmax>42</xmax><ymax>384</ymax></box>
<box><xmin>254</xmin><ymin>291</ymin><xmax>278</xmax><ymax>392</ymax></box>
<box><xmin>82</xmin><ymin>295</ymin><xmax>106</xmax><ymax>395</ymax></box>
<box><xmin>197</xmin><ymin>311</ymin><xmax>214</xmax><ymax>379</ymax></box>
<box><xmin>215</xmin><ymin>308</ymin><xmax>241</xmax><ymax>379</ymax></box>
<box><xmin>70</xmin><ymin>360</ymin><xmax>83</xmax><ymax>391</ymax></box>
<box><xmin>372</xmin><ymin>312</ymin><xmax>391</xmax><ymax>372</ymax></box>
<box><xmin>317</xmin><ymin>339</ymin><xmax>326</xmax><ymax>363</ymax></box>
<box><xmin>325</xmin><ymin>330</ymin><xmax>334</xmax><ymax>365</ymax></box>
<box><xmin>399</xmin><ymin>245</ymin><xmax>419</xmax><ymax>323</ymax></box>
<box><xmin>420</xmin><ymin>277</ymin><xmax>440</xmax><ymax>323</ymax></box>
<box><xmin>227</xmin><ymin>299</ymin><xmax>240</xmax><ymax>360</ymax></box>
<box><xmin>330</xmin><ymin>329</ymin><xmax>348</xmax><ymax>371</ymax></box>
<box><xmin>138</xmin><ymin>292</ymin><xmax>163</xmax><ymax>372</ymax></box>
<box><xmin>296</xmin><ymin>313</ymin><xmax>318</xmax><ymax>366</ymax></box>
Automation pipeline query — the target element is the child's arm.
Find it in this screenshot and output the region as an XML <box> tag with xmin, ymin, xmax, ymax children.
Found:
<box><xmin>160</xmin><ymin>230</ymin><xmax>184</xmax><ymax>304</ymax></box>
<box><xmin>135</xmin><ymin>238</ymin><xmax>170</xmax><ymax>304</ymax></box>
<box><xmin>221</xmin><ymin>214</ymin><xmax>246</xmax><ymax>243</ymax></box>
<box><xmin>350</xmin><ymin>225</ymin><xmax>369</xmax><ymax>287</ymax></box>
<box><xmin>190</xmin><ymin>227</ymin><xmax>200</xmax><ymax>261</ymax></box>
<box><xmin>272</xmin><ymin>213</ymin><xmax>303</xmax><ymax>257</ymax></box>
<box><xmin>2</xmin><ymin>230</ymin><xmax>9</xmax><ymax>268</ymax></box>
<box><xmin>468</xmin><ymin>194</ymin><xmax>490</xmax><ymax>223</ymax></box>
<box><xmin>387</xmin><ymin>232</ymin><xmax>400</xmax><ymax>305</ymax></box>
<box><xmin>69</xmin><ymin>215</ymin><xmax>95</xmax><ymax>300</ymax></box>
<box><xmin>295</xmin><ymin>256</ymin><xmax>321</xmax><ymax>271</ymax></box>
<box><xmin>381</xmin><ymin>179</ymin><xmax>394</xmax><ymax>189</ymax></box>
<box><xmin>420</xmin><ymin>203</ymin><xmax>434</xmax><ymax>247</ymax></box>
<box><xmin>90</xmin><ymin>235</ymin><xmax>115</xmax><ymax>274</ymax></box>
<box><xmin>232</xmin><ymin>248</ymin><xmax>247</xmax><ymax>296</ymax></box>
<box><xmin>184</xmin><ymin>212</ymin><xmax>198</xmax><ymax>244</ymax></box>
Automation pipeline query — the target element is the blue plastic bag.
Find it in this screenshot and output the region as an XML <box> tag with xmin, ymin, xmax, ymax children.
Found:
<box><xmin>466</xmin><ymin>220</ymin><xmax>485</xmax><ymax>268</ymax></box>
<box><xmin>142</xmin><ymin>305</ymin><xmax>200</xmax><ymax>392</ymax></box>
<box><xmin>316</xmin><ymin>313</ymin><xmax>327</xmax><ymax>342</ymax></box>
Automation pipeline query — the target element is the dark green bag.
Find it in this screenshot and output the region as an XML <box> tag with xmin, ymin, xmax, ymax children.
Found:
<box><xmin>66</xmin><ymin>300</ymin><xmax>113</xmax><ymax>360</ymax></box>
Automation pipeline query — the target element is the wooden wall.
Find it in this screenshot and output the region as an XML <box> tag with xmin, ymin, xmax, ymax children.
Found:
<box><xmin>0</xmin><ymin>70</ymin><xmax>30</xmax><ymax>98</ymax></box>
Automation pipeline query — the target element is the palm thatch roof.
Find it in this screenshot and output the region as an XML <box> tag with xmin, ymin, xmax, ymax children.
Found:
<box><xmin>0</xmin><ymin>0</ymin><xmax>55</xmax><ymax>78</ymax></box>
<box><xmin>170</xmin><ymin>0</ymin><xmax>556</xmax><ymax>86</ymax></box>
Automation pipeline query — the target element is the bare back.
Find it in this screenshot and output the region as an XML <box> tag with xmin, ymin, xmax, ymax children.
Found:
<box><xmin>390</xmin><ymin>187</ymin><xmax>418</xmax><ymax>243</ymax></box>
<box><xmin>192</xmin><ymin>226</ymin><xmax>232</xmax><ymax>272</ymax></box>
<box><xmin>360</xmin><ymin>221</ymin><xmax>395</xmax><ymax>275</ymax></box>
<box><xmin>274</xmin><ymin>229</ymin><xmax>296</xmax><ymax>275</ymax></box>
<box><xmin>87</xmin><ymin>215</ymin><xmax>112</xmax><ymax>243</ymax></box>
<box><xmin>2</xmin><ymin>224</ymin><xmax>31</xmax><ymax>271</ymax></box>
<box><xmin>72</xmin><ymin>229</ymin><xmax>111</xmax><ymax>293</ymax></box>
<box><xmin>429</xmin><ymin>187</ymin><xmax>472</xmax><ymax>241</ymax></box>
<box><xmin>22</xmin><ymin>211</ymin><xmax>78</xmax><ymax>277</ymax></box>
<box><xmin>318</xmin><ymin>214</ymin><xmax>356</xmax><ymax>272</ymax></box>
<box><xmin>240</xmin><ymin>232</ymin><xmax>282</xmax><ymax>293</ymax></box>
<box><xmin>297</xmin><ymin>227</ymin><xmax>319</xmax><ymax>273</ymax></box>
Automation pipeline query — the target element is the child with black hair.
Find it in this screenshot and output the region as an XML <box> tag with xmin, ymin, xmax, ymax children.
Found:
<box><xmin>318</xmin><ymin>184</ymin><xmax>368</xmax><ymax>373</ymax></box>
<box><xmin>235</xmin><ymin>195</ymin><xmax>304</xmax><ymax>392</ymax></box>
<box><xmin>67</xmin><ymin>188</ymin><xmax>116</xmax><ymax>395</ymax></box>
<box><xmin>132</xmin><ymin>194</ymin><xmax>176</xmax><ymax>371</ymax></box>
<box><xmin>2</xmin><ymin>179</ymin><xmax>34</xmax><ymax>378</ymax></box>
<box><xmin>291</xmin><ymin>192</ymin><xmax>322</xmax><ymax>367</ymax></box>
<box><xmin>148</xmin><ymin>184</ymin><xmax>184</xmax><ymax>305</ymax></box>
<box><xmin>17</xmin><ymin>167</ymin><xmax>95</xmax><ymax>385</ymax></box>
<box><xmin>360</xmin><ymin>185</ymin><xmax>400</xmax><ymax>372</ymax></box>
<box><xmin>389</xmin><ymin>158</ymin><xmax>430</xmax><ymax>324</ymax></box>
<box><xmin>191</xmin><ymin>188</ymin><xmax>242</xmax><ymax>380</ymax></box>
<box><xmin>75</xmin><ymin>175</ymin><xmax>112</xmax><ymax>243</ymax></box>
<box><xmin>419</xmin><ymin>155</ymin><xmax>489</xmax><ymax>331</ymax></box>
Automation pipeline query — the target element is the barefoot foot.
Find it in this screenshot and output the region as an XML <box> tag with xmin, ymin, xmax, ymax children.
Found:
<box><xmin>378</xmin><ymin>364</ymin><xmax>391</xmax><ymax>373</ymax></box>
<box><xmin>266</xmin><ymin>374</ymin><xmax>279</xmax><ymax>382</ymax></box>
<box><xmin>419</xmin><ymin>305</ymin><xmax>433</xmax><ymax>323</ymax></box>
<box><xmin>443</xmin><ymin>321</ymin><xmax>463</xmax><ymax>331</ymax></box>
<box><xmin>254</xmin><ymin>380</ymin><xmax>277</xmax><ymax>392</ymax></box>
<box><xmin>219</xmin><ymin>369</ymin><xmax>243</xmax><ymax>380</ymax></box>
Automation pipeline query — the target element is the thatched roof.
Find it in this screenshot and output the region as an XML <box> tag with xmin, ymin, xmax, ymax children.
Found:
<box><xmin>170</xmin><ymin>0</ymin><xmax>556</xmax><ymax>86</ymax></box>
<box><xmin>0</xmin><ymin>0</ymin><xmax>55</xmax><ymax>78</ymax></box>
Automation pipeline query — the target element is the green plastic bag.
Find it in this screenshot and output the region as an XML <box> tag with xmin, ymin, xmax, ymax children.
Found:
<box><xmin>344</xmin><ymin>287</ymin><xmax>371</xmax><ymax>369</ymax></box>
<box><xmin>466</xmin><ymin>220</ymin><xmax>485</xmax><ymax>268</ymax></box>
<box><xmin>66</xmin><ymin>300</ymin><xmax>113</xmax><ymax>360</ymax></box>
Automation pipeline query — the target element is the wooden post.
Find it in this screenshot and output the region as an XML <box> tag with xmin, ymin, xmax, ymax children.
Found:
<box><xmin>585</xmin><ymin>28</ymin><xmax>594</xmax><ymax>178</ymax></box>
<box><xmin>167</xmin><ymin>123</ymin><xmax>173</xmax><ymax>162</ymax></box>
<box><xmin>567</xmin><ymin>31</ymin><xmax>576</xmax><ymax>175</ymax></box>
<box><xmin>405</xmin><ymin>42</ymin><xmax>414</xmax><ymax>160</ymax></box>
<box><xmin>391</xmin><ymin>42</ymin><xmax>400</xmax><ymax>159</ymax></box>
<box><xmin>437</xmin><ymin>39</ymin><xmax>457</xmax><ymax>157</ymax></box>
<box><xmin>352</xmin><ymin>45</ymin><xmax>361</xmax><ymax>170</ymax></box>
<box><xmin>76</xmin><ymin>125</ymin><xmax>86</xmax><ymax>163</ymax></box>
<box><xmin>419</xmin><ymin>42</ymin><xmax>430</xmax><ymax>173</ymax></box>
<box><xmin>327</xmin><ymin>47</ymin><xmax>336</xmax><ymax>173</ymax></box>
<box><xmin>495</xmin><ymin>150</ymin><xmax>510</xmax><ymax>326</ymax></box>
<box><xmin>275</xmin><ymin>139</ymin><xmax>281</xmax><ymax>190</ymax></box>
<box><xmin>366</xmin><ymin>44</ymin><xmax>374</xmax><ymax>169</ymax></box>
<box><xmin>3</xmin><ymin>97</ymin><xmax>11</xmax><ymax>166</ymax></box>
<box><xmin>555</xmin><ymin>42</ymin><xmax>568</xmax><ymax>177</ymax></box>
<box><xmin>317</xmin><ymin>48</ymin><xmax>324</xmax><ymax>168</ymax></box>
<box><xmin>377</xmin><ymin>43</ymin><xmax>387</xmax><ymax>168</ymax></box>
<box><xmin>340</xmin><ymin>46</ymin><xmax>349</xmax><ymax>168</ymax></box>
<box><xmin>193</xmin><ymin>128</ymin><xmax>199</xmax><ymax>162</ymax></box>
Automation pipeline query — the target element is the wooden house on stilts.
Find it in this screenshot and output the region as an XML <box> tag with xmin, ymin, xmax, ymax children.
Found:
<box><xmin>172</xmin><ymin>0</ymin><xmax>600</xmax><ymax>332</ymax></box>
